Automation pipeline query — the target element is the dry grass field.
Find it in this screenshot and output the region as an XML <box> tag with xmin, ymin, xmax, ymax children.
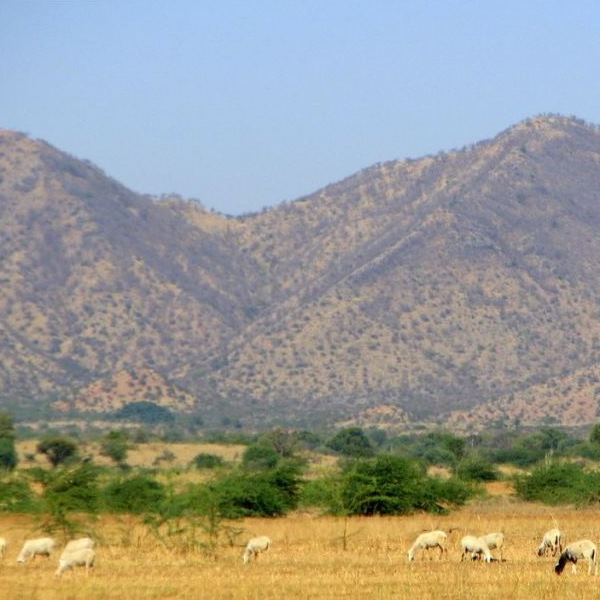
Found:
<box><xmin>15</xmin><ymin>440</ymin><xmax>247</xmax><ymax>469</ymax></box>
<box><xmin>1</xmin><ymin>501</ymin><xmax>600</xmax><ymax>599</ymax></box>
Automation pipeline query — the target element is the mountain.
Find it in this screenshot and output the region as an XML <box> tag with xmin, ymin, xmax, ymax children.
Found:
<box><xmin>0</xmin><ymin>130</ymin><xmax>269</xmax><ymax>416</ymax></box>
<box><xmin>1</xmin><ymin>115</ymin><xmax>600</xmax><ymax>430</ymax></box>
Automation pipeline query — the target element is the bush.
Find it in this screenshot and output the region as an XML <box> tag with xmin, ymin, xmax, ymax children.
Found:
<box><xmin>36</xmin><ymin>436</ymin><xmax>78</xmax><ymax>467</ymax></box>
<box><xmin>514</xmin><ymin>461</ymin><xmax>600</xmax><ymax>505</ymax></box>
<box><xmin>210</xmin><ymin>460</ymin><xmax>302</xmax><ymax>518</ymax></box>
<box><xmin>326</xmin><ymin>427</ymin><xmax>374</xmax><ymax>458</ymax></box>
<box><xmin>0</xmin><ymin>437</ymin><xmax>17</xmax><ymax>471</ymax></box>
<box><xmin>43</xmin><ymin>463</ymin><xmax>100</xmax><ymax>513</ymax></box>
<box><xmin>103</xmin><ymin>475</ymin><xmax>166</xmax><ymax>513</ymax></box>
<box><xmin>0</xmin><ymin>476</ymin><xmax>40</xmax><ymax>512</ymax></box>
<box><xmin>491</xmin><ymin>429</ymin><xmax>576</xmax><ymax>467</ymax></box>
<box><xmin>242</xmin><ymin>443</ymin><xmax>280</xmax><ymax>470</ymax></box>
<box><xmin>0</xmin><ymin>412</ymin><xmax>17</xmax><ymax>471</ymax></box>
<box><xmin>100</xmin><ymin>431</ymin><xmax>129</xmax><ymax>464</ymax></box>
<box><xmin>113</xmin><ymin>402</ymin><xmax>175</xmax><ymax>425</ymax></box>
<box><xmin>340</xmin><ymin>454</ymin><xmax>473</xmax><ymax>515</ymax></box>
<box><xmin>456</xmin><ymin>454</ymin><xmax>499</xmax><ymax>482</ymax></box>
<box><xmin>406</xmin><ymin>431</ymin><xmax>466</xmax><ymax>467</ymax></box>
<box><xmin>299</xmin><ymin>476</ymin><xmax>345</xmax><ymax>515</ymax></box>
<box><xmin>191</xmin><ymin>453</ymin><xmax>224</xmax><ymax>470</ymax></box>
<box><xmin>33</xmin><ymin>463</ymin><xmax>101</xmax><ymax>537</ymax></box>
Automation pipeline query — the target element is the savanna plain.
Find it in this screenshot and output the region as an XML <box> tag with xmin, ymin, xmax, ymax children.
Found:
<box><xmin>1</xmin><ymin>502</ymin><xmax>599</xmax><ymax>600</ymax></box>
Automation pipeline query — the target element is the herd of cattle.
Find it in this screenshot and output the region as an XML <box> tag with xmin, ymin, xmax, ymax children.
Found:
<box><xmin>407</xmin><ymin>527</ymin><xmax>598</xmax><ymax>575</ymax></box>
<box><xmin>0</xmin><ymin>528</ymin><xmax>597</xmax><ymax>575</ymax></box>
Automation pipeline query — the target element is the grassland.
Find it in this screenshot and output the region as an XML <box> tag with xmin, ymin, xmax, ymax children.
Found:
<box><xmin>1</xmin><ymin>501</ymin><xmax>600</xmax><ymax>600</ymax></box>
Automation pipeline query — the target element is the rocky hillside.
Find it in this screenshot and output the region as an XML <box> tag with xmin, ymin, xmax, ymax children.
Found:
<box><xmin>1</xmin><ymin>115</ymin><xmax>600</xmax><ymax>430</ymax></box>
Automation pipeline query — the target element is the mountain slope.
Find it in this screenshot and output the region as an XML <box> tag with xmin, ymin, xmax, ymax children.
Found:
<box><xmin>0</xmin><ymin>130</ymin><xmax>268</xmax><ymax>413</ymax></box>
<box><xmin>199</xmin><ymin>116</ymin><xmax>600</xmax><ymax>426</ymax></box>
<box><xmin>1</xmin><ymin>115</ymin><xmax>600</xmax><ymax>429</ymax></box>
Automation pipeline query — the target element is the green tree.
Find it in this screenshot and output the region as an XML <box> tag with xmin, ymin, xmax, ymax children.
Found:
<box><xmin>242</xmin><ymin>442</ymin><xmax>280</xmax><ymax>470</ymax></box>
<box><xmin>456</xmin><ymin>454</ymin><xmax>498</xmax><ymax>482</ymax></box>
<box><xmin>259</xmin><ymin>429</ymin><xmax>300</xmax><ymax>458</ymax></box>
<box><xmin>103</xmin><ymin>475</ymin><xmax>166</xmax><ymax>513</ymax></box>
<box><xmin>0</xmin><ymin>411</ymin><xmax>17</xmax><ymax>471</ymax></box>
<box><xmin>590</xmin><ymin>424</ymin><xmax>600</xmax><ymax>446</ymax></box>
<box><xmin>37</xmin><ymin>436</ymin><xmax>78</xmax><ymax>467</ymax></box>
<box><xmin>33</xmin><ymin>463</ymin><xmax>100</xmax><ymax>537</ymax></box>
<box><xmin>114</xmin><ymin>401</ymin><xmax>174</xmax><ymax>424</ymax></box>
<box><xmin>327</xmin><ymin>427</ymin><xmax>374</xmax><ymax>458</ymax></box>
<box><xmin>0</xmin><ymin>475</ymin><xmax>40</xmax><ymax>512</ymax></box>
<box><xmin>191</xmin><ymin>453</ymin><xmax>224</xmax><ymax>470</ymax></box>
<box><xmin>340</xmin><ymin>454</ymin><xmax>472</xmax><ymax>516</ymax></box>
<box><xmin>209</xmin><ymin>460</ymin><xmax>302</xmax><ymax>518</ymax></box>
<box><xmin>100</xmin><ymin>431</ymin><xmax>129</xmax><ymax>464</ymax></box>
<box><xmin>514</xmin><ymin>461</ymin><xmax>599</xmax><ymax>505</ymax></box>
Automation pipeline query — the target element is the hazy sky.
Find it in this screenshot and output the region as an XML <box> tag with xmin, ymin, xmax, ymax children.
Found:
<box><xmin>2</xmin><ymin>1</ymin><xmax>599</xmax><ymax>215</ymax></box>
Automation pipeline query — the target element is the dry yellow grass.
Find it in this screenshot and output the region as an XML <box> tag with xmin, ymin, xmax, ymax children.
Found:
<box><xmin>1</xmin><ymin>502</ymin><xmax>600</xmax><ymax>599</ymax></box>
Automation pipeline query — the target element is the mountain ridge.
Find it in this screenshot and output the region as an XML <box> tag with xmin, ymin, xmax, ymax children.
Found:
<box><xmin>1</xmin><ymin>114</ymin><xmax>600</xmax><ymax>430</ymax></box>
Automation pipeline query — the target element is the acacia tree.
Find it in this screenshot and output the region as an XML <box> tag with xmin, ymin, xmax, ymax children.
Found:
<box><xmin>37</xmin><ymin>436</ymin><xmax>78</xmax><ymax>467</ymax></box>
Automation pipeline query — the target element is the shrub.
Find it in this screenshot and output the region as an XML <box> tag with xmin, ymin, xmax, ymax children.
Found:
<box><xmin>514</xmin><ymin>461</ymin><xmax>600</xmax><ymax>505</ymax></box>
<box><xmin>33</xmin><ymin>463</ymin><xmax>100</xmax><ymax>537</ymax></box>
<box><xmin>210</xmin><ymin>460</ymin><xmax>302</xmax><ymax>518</ymax></box>
<box><xmin>114</xmin><ymin>402</ymin><xmax>174</xmax><ymax>424</ymax></box>
<box><xmin>100</xmin><ymin>431</ymin><xmax>129</xmax><ymax>464</ymax></box>
<box><xmin>191</xmin><ymin>453</ymin><xmax>224</xmax><ymax>470</ymax></box>
<box><xmin>589</xmin><ymin>423</ymin><xmax>600</xmax><ymax>446</ymax></box>
<box><xmin>0</xmin><ymin>437</ymin><xmax>17</xmax><ymax>471</ymax></box>
<box><xmin>242</xmin><ymin>443</ymin><xmax>280</xmax><ymax>470</ymax></box>
<box><xmin>0</xmin><ymin>412</ymin><xmax>17</xmax><ymax>471</ymax></box>
<box><xmin>103</xmin><ymin>475</ymin><xmax>166</xmax><ymax>513</ymax></box>
<box><xmin>0</xmin><ymin>476</ymin><xmax>40</xmax><ymax>512</ymax></box>
<box><xmin>409</xmin><ymin>431</ymin><xmax>466</xmax><ymax>466</ymax></box>
<box><xmin>43</xmin><ymin>463</ymin><xmax>100</xmax><ymax>513</ymax></box>
<box><xmin>37</xmin><ymin>436</ymin><xmax>78</xmax><ymax>467</ymax></box>
<box><xmin>456</xmin><ymin>454</ymin><xmax>499</xmax><ymax>482</ymax></box>
<box><xmin>340</xmin><ymin>454</ymin><xmax>473</xmax><ymax>516</ymax></box>
<box><xmin>299</xmin><ymin>476</ymin><xmax>345</xmax><ymax>514</ymax></box>
<box><xmin>326</xmin><ymin>427</ymin><xmax>374</xmax><ymax>458</ymax></box>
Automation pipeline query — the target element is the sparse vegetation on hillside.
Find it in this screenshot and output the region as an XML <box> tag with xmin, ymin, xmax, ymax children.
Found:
<box><xmin>2</xmin><ymin>117</ymin><xmax>600</xmax><ymax>429</ymax></box>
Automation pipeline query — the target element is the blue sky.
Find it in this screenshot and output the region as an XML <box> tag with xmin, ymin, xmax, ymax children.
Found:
<box><xmin>1</xmin><ymin>1</ymin><xmax>599</xmax><ymax>215</ymax></box>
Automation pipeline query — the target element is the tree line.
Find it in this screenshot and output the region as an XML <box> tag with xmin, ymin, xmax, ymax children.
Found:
<box><xmin>4</xmin><ymin>411</ymin><xmax>600</xmax><ymax>530</ymax></box>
